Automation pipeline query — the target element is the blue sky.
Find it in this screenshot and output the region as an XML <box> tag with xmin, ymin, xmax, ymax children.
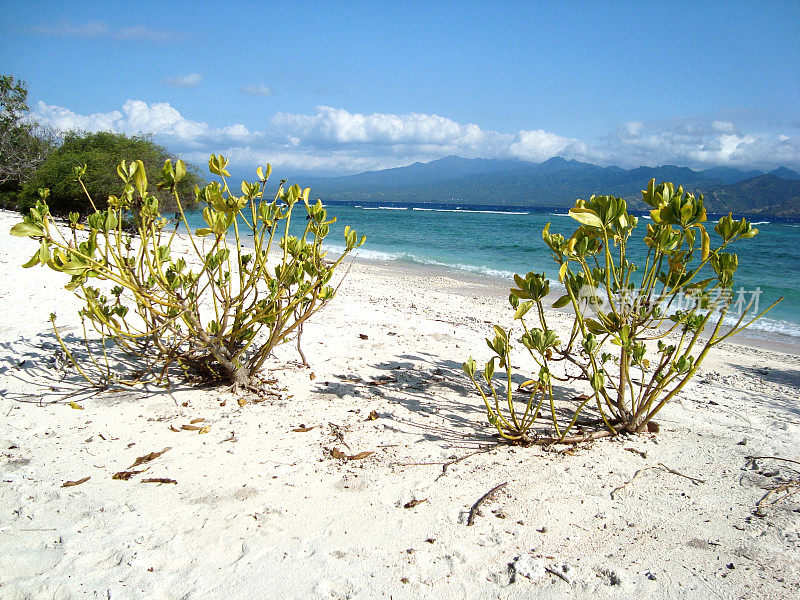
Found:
<box><xmin>2</xmin><ymin>0</ymin><xmax>798</xmax><ymax>176</ymax></box>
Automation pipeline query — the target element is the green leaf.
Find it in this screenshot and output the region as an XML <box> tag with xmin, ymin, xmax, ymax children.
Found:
<box><xmin>208</xmin><ymin>154</ymin><xmax>231</xmax><ymax>177</ymax></box>
<box><xmin>133</xmin><ymin>160</ymin><xmax>147</xmax><ymax>197</ymax></box>
<box><xmin>584</xmin><ymin>318</ymin><xmax>607</xmax><ymax>335</ymax></box>
<box><xmin>10</xmin><ymin>222</ymin><xmax>44</xmax><ymax>237</ymax></box>
<box><xmin>484</xmin><ymin>358</ymin><xmax>495</xmax><ymax>382</ymax></box>
<box><xmin>514</xmin><ymin>301</ymin><xmax>533</xmax><ymax>320</ymax></box>
<box><xmin>174</xmin><ymin>159</ymin><xmax>186</xmax><ymax>183</ymax></box>
<box><xmin>701</xmin><ymin>227</ymin><xmax>710</xmax><ymax>261</ymax></box>
<box><xmin>463</xmin><ymin>357</ymin><xmax>476</xmax><ymax>378</ymax></box>
<box><xmin>21</xmin><ymin>250</ymin><xmax>40</xmax><ymax>268</ymax></box>
<box><xmin>37</xmin><ymin>239</ymin><xmax>50</xmax><ymax>264</ymax></box>
<box><xmin>551</xmin><ymin>294</ymin><xmax>571</xmax><ymax>308</ymax></box>
<box><xmin>569</xmin><ymin>208</ymin><xmax>604</xmax><ymax>229</ymax></box>
<box><xmin>590</xmin><ymin>371</ymin><xmax>605</xmax><ymax>391</ymax></box>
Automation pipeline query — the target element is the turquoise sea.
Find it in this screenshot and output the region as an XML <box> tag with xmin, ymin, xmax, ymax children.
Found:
<box><xmin>185</xmin><ymin>201</ymin><xmax>800</xmax><ymax>342</ymax></box>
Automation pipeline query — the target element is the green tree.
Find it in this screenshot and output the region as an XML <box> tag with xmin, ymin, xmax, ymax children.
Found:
<box><xmin>0</xmin><ymin>75</ymin><xmax>55</xmax><ymax>209</ymax></box>
<box><xmin>21</xmin><ymin>131</ymin><xmax>203</xmax><ymax>215</ymax></box>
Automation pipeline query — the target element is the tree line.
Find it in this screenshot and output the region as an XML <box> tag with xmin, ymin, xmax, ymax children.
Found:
<box><xmin>1</xmin><ymin>74</ymin><xmax>201</xmax><ymax>215</ymax></box>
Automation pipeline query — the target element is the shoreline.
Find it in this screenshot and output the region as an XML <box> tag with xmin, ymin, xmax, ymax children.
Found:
<box><xmin>344</xmin><ymin>249</ymin><xmax>800</xmax><ymax>356</ymax></box>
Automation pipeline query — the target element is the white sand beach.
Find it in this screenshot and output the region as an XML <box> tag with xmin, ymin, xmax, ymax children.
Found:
<box><xmin>1</xmin><ymin>208</ymin><xmax>798</xmax><ymax>599</ymax></box>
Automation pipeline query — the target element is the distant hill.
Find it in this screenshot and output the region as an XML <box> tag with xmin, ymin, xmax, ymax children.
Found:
<box><xmin>312</xmin><ymin>155</ymin><xmax>530</xmax><ymax>188</ymax></box>
<box><xmin>768</xmin><ymin>166</ymin><xmax>800</xmax><ymax>181</ymax></box>
<box><xmin>701</xmin><ymin>166</ymin><xmax>764</xmax><ymax>184</ymax></box>
<box><xmin>305</xmin><ymin>155</ymin><xmax>799</xmax><ymax>217</ymax></box>
<box><xmin>691</xmin><ymin>175</ymin><xmax>800</xmax><ymax>217</ymax></box>
<box><xmin>310</xmin><ymin>156</ymin><xmax>707</xmax><ymax>205</ymax></box>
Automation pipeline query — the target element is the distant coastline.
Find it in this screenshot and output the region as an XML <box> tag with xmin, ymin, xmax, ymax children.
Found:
<box><xmin>301</xmin><ymin>156</ymin><xmax>800</xmax><ymax>219</ymax></box>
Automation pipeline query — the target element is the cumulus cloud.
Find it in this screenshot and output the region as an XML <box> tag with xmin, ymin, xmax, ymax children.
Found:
<box><xmin>269</xmin><ymin>106</ymin><xmax>598</xmax><ymax>167</ymax></box>
<box><xmin>509</xmin><ymin>130</ymin><xmax>580</xmax><ymax>162</ymax></box>
<box><xmin>31</xmin><ymin>100</ymin><xmax>800</xmax><ymax>175</ymax></box>
<box><xmin>240</xmin><ymin>84</ymin><xmax>274</xmax><ymax>97</ymax></box>
<box><xmin>272</xmin><ymin>106</ymin><xmax>496</xmax><ymax>148</ymax></box>
<box><xmin>163</xmin><ymin>73</ymin><xmax>203</xmax><ymax>88</ymax></box>
<box><xmin>605</xmin><ymin>116</ymin><xmax>800</xmax><ymax>170</ymax></box>
<box><xmin>32</xmin><ymin>100</ymin><xmax>256</xmax><ymax>146</ymax></box>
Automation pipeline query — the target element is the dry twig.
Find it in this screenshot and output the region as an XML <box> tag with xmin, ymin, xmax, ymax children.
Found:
<box><xmin>545</xmin><ymin>566</ymin><xmax>570</xmax><ymax>583</ymax></box>
<box><xmin>436</xmin><ymin>444</ymin><xmax>503</xmax><ymax>481</ymax></box>
<box><xmin>467</xmin><ymin>482</ymin><xmax>508</xmax><ymax>526</ymax></box>
<box><xmin>611</xmin><ymin>463</ymin><xmax>705</xmax><ymax>499</ymax></box>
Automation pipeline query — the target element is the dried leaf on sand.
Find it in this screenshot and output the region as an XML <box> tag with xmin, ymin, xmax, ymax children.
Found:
<box><xmin>111</xmin><ymin>469</ymin><xmax>147</xmax><ymax>480</ymax></box>
<box><xmin>330</xmin><ymin>448</ymin><xmax>374</xmax><ymax>461</ymax></box>
<box><xmin>61</xmin><ymin>476</ymin><xmax>90</xmax><ymax>487</ymax></box>
<box><xmin>129</xmin><ymin>447</ymin><xmax>171</xmax><ymax>469</ymax></box>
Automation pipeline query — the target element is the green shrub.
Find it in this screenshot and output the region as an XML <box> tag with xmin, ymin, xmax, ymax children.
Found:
<box><xmin>11</xmin><ymin>155</ymin><xmax>365</xmax><ymax>390</ymax></box>
<box><xmin>20</xmin><ymin>131</ymin><xmax>202</xmax><ymax>216</ymax></box>
<box><xmin>0</xmin><ymin>74</ymin><xmax>55</xmax><ymax>209</ymax></box>
<box><xmin>464</xmin><ymin>180</ymin><xmax>781</xmax><ymax>443</ymax></box>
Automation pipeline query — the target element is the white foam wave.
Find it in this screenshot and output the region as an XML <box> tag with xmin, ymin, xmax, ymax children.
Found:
<box><xmin>359</xmin><ymin>206</ymin><xmax>408</xmax><ymax>211</ymax></box>
<box><xmin>411</xmin><ymin>208</ymin><xmax>528</xmax><ymax>215</ymax></box>
<box><xmin>749</xmin><ymin>221</ymin><xmax>769</xmax><ymax>226</ymax></box>
<box><xmin>323</xmin><ymin>243</ymin><xmax>514</xmax><ymax>278</ymax></box>
<box><xmin>416</xmin><ymin>259</ymin><xmax>515</xmax><ymax>278</ymax></box>
<box><xmin>731</xmin><ymin>315</ymin><xmax>800</xmax><ymax>338</ymax></box>
<box><xmin>323</xmin><ymin>244</ymin><xmax>406</xmax><ymax>262</ymax></box>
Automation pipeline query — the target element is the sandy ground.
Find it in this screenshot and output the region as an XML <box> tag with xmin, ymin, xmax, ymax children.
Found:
<box><xmin>0</xmin><ymin>208</ymin><xmax>798</xmax><ymax>599</ymax></box>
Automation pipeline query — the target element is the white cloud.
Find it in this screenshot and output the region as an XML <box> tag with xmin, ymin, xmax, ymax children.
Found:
<box><xmin>218</xmin><ymin>124</ymin><xmax>251</xmax><ymax>138</ymax></box>
<box><xmin>33</xmin><ymin>20</ymin><xmax>109</xmax><ymax>37</ymax></box>
<box><xmin>31</xmin><ymin>100</ymin><xmax>800</xmax><ymax>175</ymax></box>
<box><xmin>509</xmin><ymin>130</ymin><xmax>578</xmax><ymax>162</ymax></box>
<box><xmin>163</xmin><ymin>73</ymin><xmax>203</xmax><ymax>88</ymax></box>
<box><xmin>34</xmin><ymin>100</ymin><xmax>205</xmax><ymax>139</ymax></box>
<box><xmin>33</xmin><ymin>101</ymin><xmax>122</xmax><ymax>133</ymax></box>
<box><xmin>606</xmin><ymin>116</ymin><xmax>800</xmax><ymax>170</ymax></box>
<box><xmin>33</xmin><ymin>21</ymin><xmax>181</xmax><ymax>42</ymax></box>
<box><xmin>712</xmin><ymin>120</ymin><xmax>735</xmax><ymax>134</ymax></box>
<box><xmin>270</xmin><ymin>106</ymin><xmax>598</xmax><ymax>166</ymax></box>
<box><xmin>240</xmin><ymin>84</ymin><xmax>274</xmax><ymax>97</ymax></box>
<box><xmin>624</xmin><ymin>121</ymin><xmax>643</xmax><ymax>136</ymax></box>
<box><xmin>184</xmin><ymin>147</ymin><xmax>398</xmax><ymax>176</ymax></box>
<box><xmin>271</xmin><ymin>106</ymin><xmax>479</xmax><ymax>145</ymax></box>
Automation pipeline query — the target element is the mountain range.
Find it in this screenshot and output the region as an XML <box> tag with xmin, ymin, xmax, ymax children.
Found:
<box><xmin>303</xmin><ymin>156</ymin><xmax>800</xmax><ymax>217</ymax></box>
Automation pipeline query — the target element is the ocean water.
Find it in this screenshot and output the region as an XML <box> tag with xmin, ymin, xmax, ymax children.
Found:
<box><xmin>184</xmin><ymin>201</ymin><xmax>800</xmax><ymax>341</ymax></box>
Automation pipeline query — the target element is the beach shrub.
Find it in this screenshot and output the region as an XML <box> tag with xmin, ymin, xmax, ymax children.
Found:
<box><xmin>464</xmin><ymin>180</ymin><xmax>781</xmax><ymax>443</ymax></box>
<box><xmin>20</xmin><ymin>131</ymin><xmax>203</xmax><ymax>216</ymax></box>
<box><xmin>11</xmin><ymin>155</ymin><xmax>365</xmax><ymax>390</ymax></box>
<box><xmin>0</xmin><ymin>75</ymin><xmax>55</xmax><ymax>209</ymax></box>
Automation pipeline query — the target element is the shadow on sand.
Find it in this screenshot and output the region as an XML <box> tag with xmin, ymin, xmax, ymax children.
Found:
<box><xmin>0</xmin><ymin>332</ymin><xmax>207</xmax><ymax>407</ymax></box>
<box><xmin>313</xmin><ymin>350</ymin><xmax>606</xmax><ymax>448</ymax></box>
